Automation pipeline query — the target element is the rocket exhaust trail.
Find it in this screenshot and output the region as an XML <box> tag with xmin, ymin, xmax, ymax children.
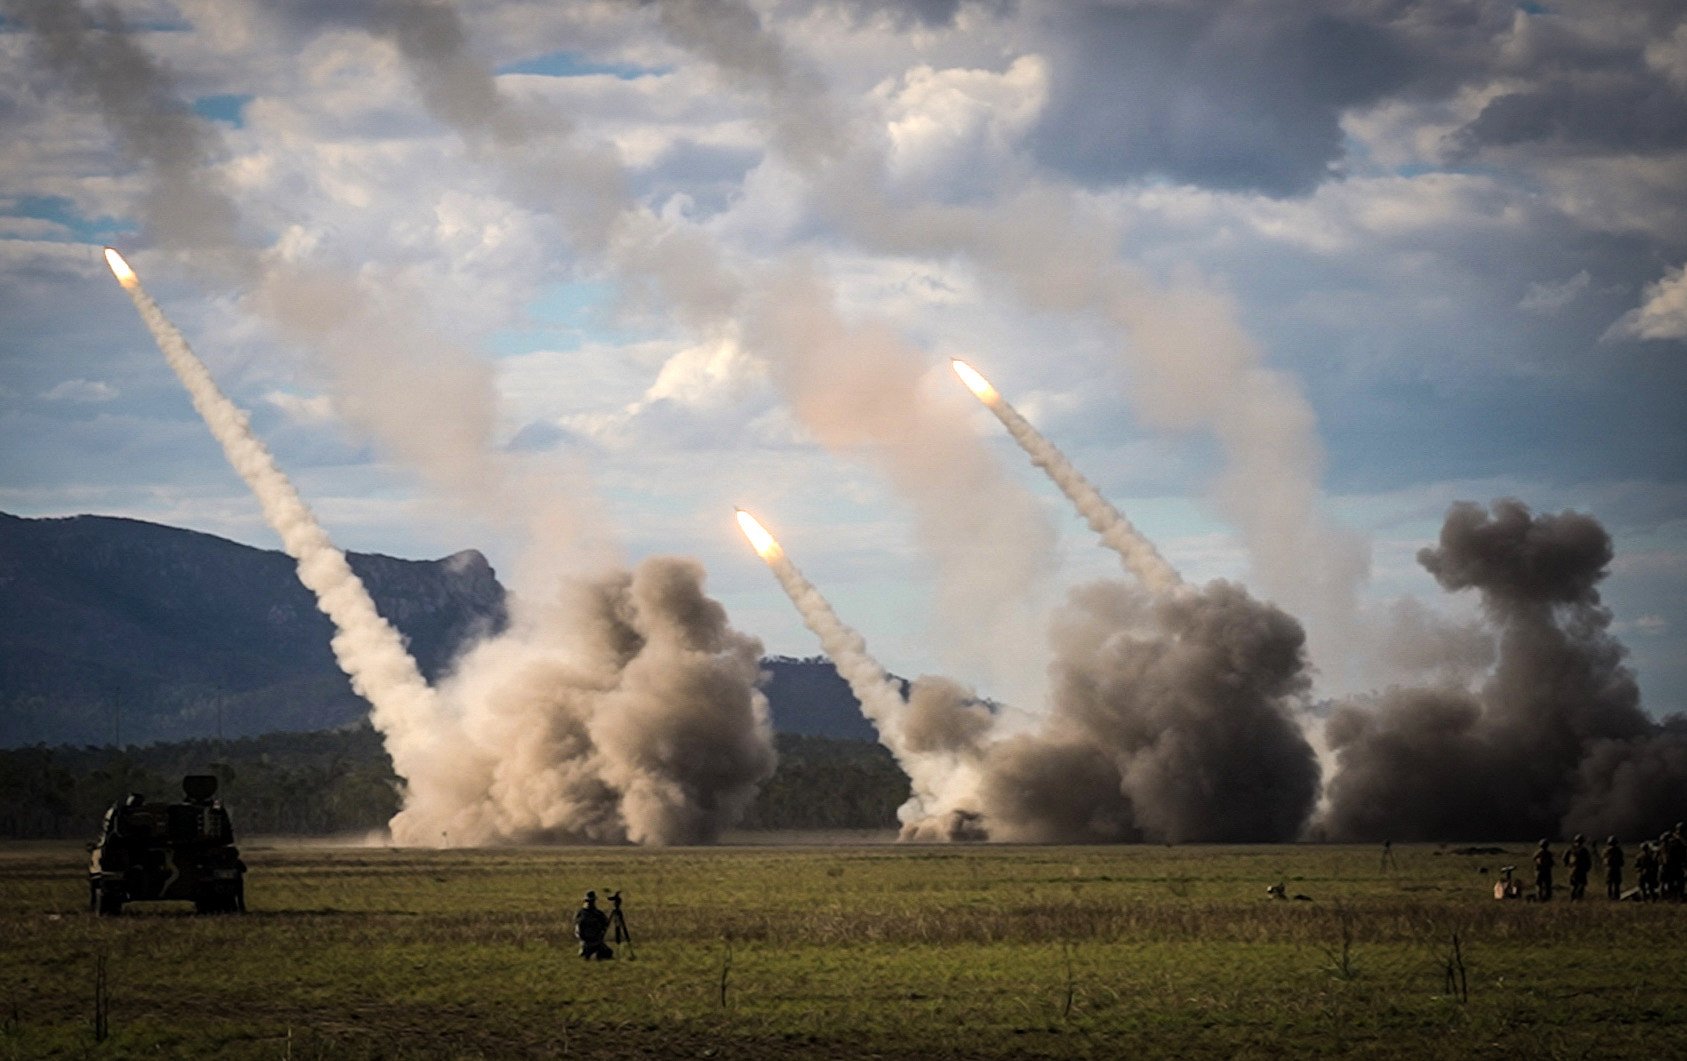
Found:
<box><xmin>734</xmin><ymin>509</ymin><xmax>907</xmax><ymax>746</ymax></box>
<box><xmin>735</xmin><ymin>508</ymin><xmax>954</xmax><ymax>822</ymax></box>
<box><xmin>951</xmin><ymin>359</ymin><xmax>1182</xmax><ymax>595</ymax></box>
<box><xmin>103</xmin><ymin>248</ymin><xmax>444</xmax><ymax>806</ymax></box>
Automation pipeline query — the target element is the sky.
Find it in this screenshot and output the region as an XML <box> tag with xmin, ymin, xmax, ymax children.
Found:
<box><xmin>2</xmin><ymin>0</ymin><xmax>1684</xmax><ymax>719</ymax></box>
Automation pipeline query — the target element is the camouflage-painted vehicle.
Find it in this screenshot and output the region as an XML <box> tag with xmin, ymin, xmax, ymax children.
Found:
<box><xmin>88</xmin><ymin>775</ymin><xmax>246</xmax><ymax>915</ymax></box>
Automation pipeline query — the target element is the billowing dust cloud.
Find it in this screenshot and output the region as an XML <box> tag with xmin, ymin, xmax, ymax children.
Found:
<box><xmin>423</xmin><ymin>556</ymin><xmax>776</xmax><ymax>845</ymax></box>
<box><xmin>1320</xmin><ymin>499</ymin><xmax>1687</xmax><ymax>842</ymax></box>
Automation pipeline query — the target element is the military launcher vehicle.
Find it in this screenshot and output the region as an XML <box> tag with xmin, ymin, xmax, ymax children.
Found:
<box><xmin>88</xmin><ymin>775</ymin><xmax>246</xmax><ymax>915</ymax></box>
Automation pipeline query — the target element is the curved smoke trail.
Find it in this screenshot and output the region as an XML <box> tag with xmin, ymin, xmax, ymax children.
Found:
<box><xmin>950</xmin><ymin>359</ymin><xmax>1182</xmax><ymax>595</ymax></box>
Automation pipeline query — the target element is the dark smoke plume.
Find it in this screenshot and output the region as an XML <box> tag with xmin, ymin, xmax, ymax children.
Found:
<box><xmin>903</xmin><ymin>577</ymin><xmax>1322</xmax><ymax>844</ymax></box>
<box><xmin>1321</xmin><ymin>499</ymin><xmax>1687</xmax><ymax>841</ymax></box>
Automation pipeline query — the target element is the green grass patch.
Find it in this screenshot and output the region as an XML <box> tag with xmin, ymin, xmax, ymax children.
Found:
<box><xmin>3</xmin><ymin>841</ymin><xmax>1684</xmax><ymax>1057</ymax></box>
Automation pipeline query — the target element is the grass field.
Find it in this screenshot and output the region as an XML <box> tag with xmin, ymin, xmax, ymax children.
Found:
<box><xmin>3</xmin><ymin>836</ymin><xmax>1684</xmax><ymax>1058</ymax></box>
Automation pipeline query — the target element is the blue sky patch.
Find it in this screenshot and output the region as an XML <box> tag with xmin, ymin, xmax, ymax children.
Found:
<box><xmin>6</xmin><ymin>195</ymin><xmax>130</xmax><ymax>243</ymax></box>
<box><xmin>496</xmin><ymin>51</ymin><xmax>656</xmax><ymax>80</ymax></box>
<box><xmin>192</xmin><ymin>94</ymin><xmax>251</xmax><ymax>127</ymax></box>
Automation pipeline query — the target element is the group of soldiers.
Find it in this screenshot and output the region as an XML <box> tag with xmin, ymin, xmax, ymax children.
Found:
<box><xmin>1528</xmin><ymin>823</ymin><xmax>1687</xmax><ymax>902</ymax></box>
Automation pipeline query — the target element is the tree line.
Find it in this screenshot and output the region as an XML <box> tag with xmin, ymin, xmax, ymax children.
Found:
<box><xmin>0</xmin><ymin>725</ymin><xmax>908</xmax><ymax>839</ymax></box>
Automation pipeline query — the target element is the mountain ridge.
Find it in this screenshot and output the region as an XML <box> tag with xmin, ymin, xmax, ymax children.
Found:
<box><xmin>0</xmin><ymin>512</ymin><xmax>875</xmax><ymax>747</ymax></box>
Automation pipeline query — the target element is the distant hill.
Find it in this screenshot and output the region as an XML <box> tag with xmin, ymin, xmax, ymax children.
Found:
<box><xmin>759</xmin><ymin>656</ymin><xmax>880</xmax><ymax>742</ymax></box>
<box><xmin>0</xmin><ymin>513</ymin><xmax>881</xmax><ymax>747</ymax></box>
<box><xmin>0</xmin><ymin>512</ymin><xmax>508</xmax><ymax>746</ymax></box>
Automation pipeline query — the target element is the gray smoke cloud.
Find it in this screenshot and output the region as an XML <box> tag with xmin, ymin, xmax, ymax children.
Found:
<box><xmin>935</xmin><ymin>577</ymin><xmax>1320</xmax><ymax>844</ymax></box>
<box><xmin>1321</xmin><ymin>499</ymin><xmax>1687</xmax><ymax>841</ymax></box>
<box><xmin>2</xmin><ymin>0</ymin><xmax>248</xmax><ymax>272</ymax></box>
<box><xmin>18</xmin><ymin>0</ymin><xmax>778</xmax><ymax>846</ymax></box>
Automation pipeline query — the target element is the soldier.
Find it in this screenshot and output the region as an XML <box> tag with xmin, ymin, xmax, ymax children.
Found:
<box><xmin>1533</xmin><ymin>839</ymin><xmax>1554</xmax><ymax>901</ymax></box>
<box><xmin>1602</xmin><ymin>836</ymin><xmax>1625</xmax><ymax>900</ymax></box>
<box><xmin>1635</xmin><ymin>842</ymin><xmax>1659</xmax><ymax>901</ymax></box>
<box><xmin>574</xmin><ymin>890</ymin><xmax>614</xmax><ymax>960</ymax></box>
<box><xmin>1562</xmin><ymin>834</ymin><xmax>1592</xmax><ymax>901</ymax></box>
<box><xmin>1661</xmin><ymin>829</ymin><xmax>1685</xmax><ymax>902</ymax></box>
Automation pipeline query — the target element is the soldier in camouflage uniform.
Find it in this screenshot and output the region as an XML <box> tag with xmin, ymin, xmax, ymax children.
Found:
<box><xmin>1661</xmin><ymin>829</ymin><xmax>1685</xmax><ymax>902</ymax></box>
<box><xmin>1562</xmin><ymin>834</ymin><xmax>1592</xmax><ymax>901</ymax></box>
<box><xmin>1635</xmin><ymin>842</ymin><xmax>1659</xmax><ymax>901</ymax></box>
<box><xmin>1532</xmin><ymin>839</ymin><xmax>1554</xmax><ymax>901</ymax></box>
<box><xmin>1602</xmin><ymin>836</ymin><xmax>1624</xmax><ymax>900</ymax></box>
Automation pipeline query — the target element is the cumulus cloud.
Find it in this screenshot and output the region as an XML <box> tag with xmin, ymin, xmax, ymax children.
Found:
<box><xmin>1454</xmin><ymin>3</ymin><xmax>1687</xmax><ymax>158</ymax></box>
<box><xmin>1606</xmin><ymin>264</ymin><xmax>1687</xmax><ymax>341</ymax></box>
<box><xmin>875</xmin><ymin>55</ymin><xmax>1046</xmax><ymax>198</ymax></box>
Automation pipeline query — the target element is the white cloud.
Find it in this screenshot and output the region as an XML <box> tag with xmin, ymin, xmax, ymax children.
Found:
<box><xmin>1606</xmin><ymin>264</ymin><xmax>1687</xmax><ymax>341</ymax></box>
<box><xmin>874</xmin><ymin>55</ymin><xmax>1046</xmax><ymax>195</ymax></box>
<box><xmin>262</xmin><ymin>389</ymin><xmax>334</xmax><ymax>424</ymax></box>
<box><xmin>41</xmin><ymin>378</ymin><xmax>118</xmax><ymax>402</ymax></box>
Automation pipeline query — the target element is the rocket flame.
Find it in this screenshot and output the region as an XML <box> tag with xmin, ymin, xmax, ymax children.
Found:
<box><xmin>104</xmin><ymin>247</ymin><xmax>138</xmax><ymax>288</ymax></box>
<box><xmin>735</xmin><ymin>508</ymin><xmax>783</xmax><ymax>561</ymax></box>
<box><xmin>950</xmin><ymin>359</ymin><xmax>999</xmax><ymax>405</ymax></box>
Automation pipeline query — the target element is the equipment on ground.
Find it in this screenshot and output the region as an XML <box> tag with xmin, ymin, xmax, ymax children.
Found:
<box><xmin>1493</xmin><ymin>865</ymin><xmax>1523</xmax><ymax>899</ymax></box>
<box><xmin>607</xmin><ymin>889</ymin><xmax>634</xmax><ymax>959</ymax></box>
<box><xmin>87</xmin><ymin>775</ymin><xmax>246</xmax><ymax>916</ymax></box>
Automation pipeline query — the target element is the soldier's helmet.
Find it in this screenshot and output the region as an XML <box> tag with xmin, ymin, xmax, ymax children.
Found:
<box><xmin>1573</xmin><ymin>833</ymin><xmax>1584</xmax><ymax>844</ymax></box>
<box><xmin>1538</xmin><ymin>839</ymin><xmax>1549</xmax><ymax>848</ymax></box>
<box><xmin>585</xmin><ymin>890</ymin><xmax>597</xmax><ymax>902</ymax></box>
<box><xmin>1608</xmin><ymin>835</ymin><xmax>1618</xmax><ymax>845</ymax></box>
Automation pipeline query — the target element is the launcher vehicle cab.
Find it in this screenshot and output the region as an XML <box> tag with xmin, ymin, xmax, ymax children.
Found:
<box><xmin>88</xmin><ymin>775</ymin><xmax>246</xmax><ymax>915</ymax></box>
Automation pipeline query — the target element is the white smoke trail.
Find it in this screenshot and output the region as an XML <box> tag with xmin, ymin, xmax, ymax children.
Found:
<box><xmin>734</xmin><ymin>510</ymin><xmax>972</xmax><ymax>828</ymax></box>
<box><xmin>950</xmin><ymin>359</ymin><xmax>1182</xmax><ymax>596</ymax></box>
<box><xmin>101</xmin><ymin>249</ymin><xmax>475</xmax><ymax>837</ymax></box>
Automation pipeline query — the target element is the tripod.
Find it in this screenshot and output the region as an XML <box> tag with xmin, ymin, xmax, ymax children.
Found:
<box><xmin>607</xmin><ymin>890</ymin><xmax>635</xmax><ymax>959</ymax></box>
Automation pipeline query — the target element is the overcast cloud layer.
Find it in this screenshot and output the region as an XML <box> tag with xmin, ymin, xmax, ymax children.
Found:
<box><xmin>2</xmin><ymin>0</ymin><xmax>1684</xmax><ymax>724</ymax></box>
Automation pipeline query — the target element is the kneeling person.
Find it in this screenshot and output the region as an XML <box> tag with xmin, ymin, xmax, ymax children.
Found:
<box><xmin>575</xmin><ymin>890</ymin><xmax>614</xmax><ymax>960</ymax></box>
